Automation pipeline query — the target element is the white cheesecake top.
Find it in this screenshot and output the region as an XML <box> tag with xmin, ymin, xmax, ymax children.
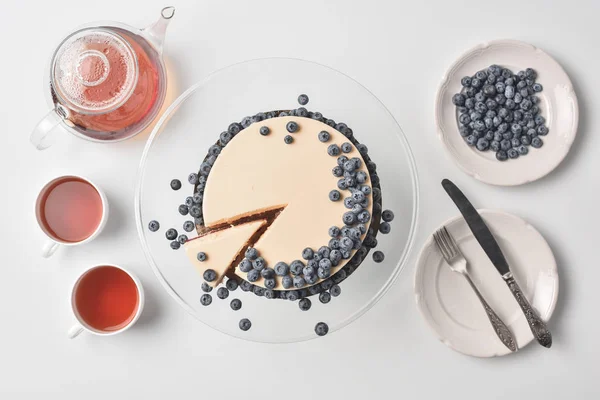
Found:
<box><xmin>185</xmin><ymin>116</ymin><xmax>372</xmax><ymax>289</ymax></box>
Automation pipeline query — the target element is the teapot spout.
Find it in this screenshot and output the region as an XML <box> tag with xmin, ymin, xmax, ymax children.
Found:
<box><xmin>143</xmin><ymin>6</ymin><xmax>175</xmax><ymax>53</ymax></box>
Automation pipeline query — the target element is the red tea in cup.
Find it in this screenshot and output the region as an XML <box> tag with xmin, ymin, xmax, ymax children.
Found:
<box><xmin>74</xmin><ymin>266</ymin><xmax>140</xmax><ymax>332</ymax></box>
<box><xmin>36</xmin><ymin>176</ymin><xmax>104</xmax><ymax>243</ymax></box>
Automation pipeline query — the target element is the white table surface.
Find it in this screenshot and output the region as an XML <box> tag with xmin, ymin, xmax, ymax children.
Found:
<box><xmin>2</xmin><ymin>0</ymin><xmax>598</xmax><ymax>398</ymax></box>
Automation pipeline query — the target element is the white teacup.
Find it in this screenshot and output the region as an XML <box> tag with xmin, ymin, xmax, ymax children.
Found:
<box><xmin>35</xmin><ymin>175</ymin><xmax>109</xmax><ymax>258</ymax></box>
<box><xmin>68</xmin><ymin>264</ymin><xmax>145</xmax><ymax>339</ymax></box>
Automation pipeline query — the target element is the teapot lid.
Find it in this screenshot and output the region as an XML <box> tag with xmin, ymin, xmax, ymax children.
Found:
<box><xmin>51</xmin><ymin>28</ymin><xmax>139</xmax><ymax>114</ymax></box>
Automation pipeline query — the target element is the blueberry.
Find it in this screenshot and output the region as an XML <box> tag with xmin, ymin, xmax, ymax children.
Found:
<box><xmin>318</xmin><ymin>131</ymin><xmax>331</xmax><ymax>143</ymax></box>
<box><xmin>287</xmin><ymin>290</ymin><xmax>299</xmax><ymax>301</ymax></box>
<box><xmin>482</xmin><ymin>85</ymin><xmax>496</xmax><ymax>97</ymax></box>
<box><xmin>228</xmin><ymin>123</ymin><xmax>242</xmax><ymax>135</ymax></box>
<box><xmin>356</xmin><ymin>143</ymin><xmax>368</xmax><ymax>155</ymax></box>
<box><xmin>230</xmin><ymin>298</ymin><xmax>242</xmax><ymax>311</ymax></box>
<box><xmin>465</xmin><ymin>98</ymin><xmax>475</xmax><ymax>109</ymax></box>
<box><xmin>471</xmin><ymin>78</ymin><xmax>481</xmax><ymax>88</ymax></box>
<box><xmin>505</xmin><ymin>78</ymin><xmax>515</xmax><ymax>87</ymax></box>
<box><xmin>301</xmin><ymin>248</ymin><xmax>315</xmax><ymax>260</ymax></box>
<box><xmin>452</xmin><ymin>93</ymin><xmax>466</xmax><ymax>106</ymax></box>
<box><xmin>282</xmin><ymin>276</ymin><xmax>293</xmax><ymax>289</ymax></box>
<box><xmin>319</xmin><ymin>291</ymin><xmax>332</xmax><ymax>304</ymax></box>
<box><xmin>500</xmin><ymin>139</ymin><xmax>511</xmax><ymax>151</ymax></box>
<box><xmin>507</xmin><ymin>148</ymin><xmax>519</xmax><ymax>159</ymax></box>
<box><xmin>511</xmin><ymin>138</ymin><xmax>521</xmax><ymax>148</ymax></box>
<box><xmin>297</xmin><ymin>94</ymin><xmax>309</xmax><ymax>105</ymax></box>
<box><xmin>485</xmin><ymin>99</ymin><xmax>498</xmax><ymax>110</ymax></box>
<box><xmin>293</xmin><ymin>275</ymin><xmax>306</xmax><ymax>289</ymax></box>
<box><xmin>476</xmin><ymin>138</ymin><xmax>490</xmax><ymax>151</ymax></box>
<box><xmin>201</xmin><ymin>282</ymin><xmax>212</xmax><ymax>293</ymax></box>
<box><xmin>340</xmin><ymin>237</ymin><xmax>354</xmax><ymax>250</ymax></box>
<box><xmin>329</xmin><ymin>190</ymin><xmax>341</xmax><ymax>202</ymax></box>
<box><xmin>532</xmin><ymin>83</ymin><xmax>543</xmax><ymax>92</ymax></box>
<box><xmin>505</xmin><ymin>85</ymin><xmax>515</xmax><ymax>99</ymax></box>
<box><xmin>343</xmin><ymin>211</ymin><xmax>356</xmax><ymax>225</ymax></box>
<box><xmin>520</xmin><ymin>135</ymin><xmax>531</xmax><ymax>145</ymax></box>
<box><xmin>247</xmin><ymin>269</ymin><xmax>260</xmax><ymax>282</ymax></box>
<box><xmin>338</xmin><ymin>142</ymin><xmax>351</xmax><ymax>154</ymax></box>
<box><xmin>252</xmin><ymin>257</ymin><xmax>266</xmax><ymax>271</ymax></box>
<box><xmin>361</xmin><ymin>185</ymin><xmax>372</xmax><ymax>195</ymax></box>
<box><xmin>517</xmin><ymin>145</ymin><xmax>529</xmax><ymax>156</ymax></box>
<box><xmin>511</xmin><ymin>124</ymin><xmax>523</xmax><ymax>136</ymax></box>
<box><xmin>259</xmin><ymin>126</ymin><xmax>270</xmax><ymax>136</ymax></box>
<box><xmin>501</xmin><ymin>68</ymin><xmax>512</xmax><ymax>79</ymax></box>
<box><xmin>534</xmin><ymin>115</ymin><xmax>545</xmax><ymax>125</ymax></box>
<box><xmin>329</xmin><ymin>239</ymin><xmax>340</xmax><ymax>250</ymax></box>
<box><xmin>196</xmin><ymin>252</ymin><xmax>207</xmax><ymax>262</ymax></box>
<box><xmin>330</xmin><ymin>249</ymin><xmax>343</xmax><ymax>265</ymax></box>
<box><xmin>514</xmin><ymin>93</ymin><xmax>523</xmax><ymax>104</ymax></box>
<box><xmin>315</xmin><ymin>322</ymin><xmax>329</xmax><ymax>336</ymax></box>
<box><xmin>239</xmin><ymin>318</ymin><xmax>251</xmax><ymax>331</ymax></box>
<box><xmin>216</xmin><ymin>287</ymin><xmax>229</xmax><ymax>300</ymax></box>
<box><xmin>165</xmin><ymin>228</ymin><xmax>178</xmax><ymax>240</ymax></box>
<box><xmin>330</xmin><ymin>284</ymin><xmax>342</xmax><ymax>297</ymax></box>
<box><xmin>223</xmin><ymin>279</ymin><xmax>238</xmax><ymax>292</ymax></box>
<box><xmin>357</xmin><ymin>210</ymin><xmax>371</xmax><ymax>223</ymax></box>
<box><xmin>200</xmin><ymin>294</ymin><xmax>212</xmax><ymax>306</ymax></box>
<box><xmin>461</xmin><ymin>76</ymin><xmax>472</xmax><ymax>86</ymax></box>
<box><xmin>264</xmin><ymin>278</ymin><xmax>276</xmax><ymax>289</ymax></box>
<box><xmin>244</xmin><ymin>247</ymin><xmax>258</xmax><ymax>260</ymax></box>
<box><xmin>382</xmin><ymin>210</ymin><xmax>394</xmax><ymax>222</ymax></box>
<box><xmin>317</xmin><ymin>267</ymin><xmax>331</xmax><ymax>279</ymax></box>
<box><xmin>219</xmin><ymin>131</ymin><xmax>233</xmax><ymax>146</ymax></box>
<box><xmin>253</xmin><ymin>286</ymin><xmax>265</xmax><ymax>297</ymax></box>
<box><xmin>284</xmin><ymin>135</ymin><xmax>294</xmax><ymax>144</ymax></box>
<box><xmin>531</xmin><ymin>137</ymin><xmax>544</xmax><ymax>148</ymax></box>
<box><xmin>319</xmin><ymin>259</ymin><xmax>333</xmax><ymax>272</ymax></box>
<box><xmin>239</xmin><ymin>259</ymin><xmax>252</xmax><ymax>273</ymax></box>
<box><xmin>148</xmin><ymin>220</ymin><xmax>160</xmax><ymax>232</ymax></box>
<box><xmin>327</xmin><ymin>144</ymin><xmax>341</xmax><ymax>157</ymax></box>
<box><xmin>458</xmin><ymin>113</ymin><xmax>471</xmax><ymax>126</ymax></box>
<box><xmin>296</xmin><ymin>107</ymin><xmax>308</xmax><ymax>117</ymax></box>
<box><xmin>496</xmin><ymin>150</ymin><xmax>508</xmax><ymax>161</ymax></box>
<box><xmin>170</xmin><ymin>179</ymin><xmax>182</xmax><ymax>191</ymax></box>
<box><xmin>537</xmin><ymin>125</ymin><xmax>549</xmax><ymax>136</ymax></box>
<box><xmin>328</xmin><ymin>226</ymin><xmax>341</xmax><ymax>238</ymax></box>
<box><xmin>290</xmin><ymin>260</ymin><xmax>305</xmax><ymax>276</ymax></box>
<box><xmin>297</xmin><ymin>298</ymin><xmax>312</xmax><ymax>311</ymax></box>
<box><xmin>318</xmin><ymin>246</ymin><xmax>332</xmax><ymax>259</ymax></box>
<box><xmin>261</xmin><ymin>267</ymin><xmax>275</xmax><ymax>279</ymax></box>
<box><xmin>239</xmin><ymin>281</ymin><xmax>252</xmax><ymax>292</ymax></box>
<box><xmin>465</xmin><ymin>135</ymin><xmax>477</xmax><ymax>146</ymax></box>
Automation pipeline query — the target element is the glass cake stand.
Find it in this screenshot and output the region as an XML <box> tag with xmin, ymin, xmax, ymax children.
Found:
<box><xmin>135</xmin><ymin>58</ymin><xmax>419</xmax><ymax>343</ymax></box>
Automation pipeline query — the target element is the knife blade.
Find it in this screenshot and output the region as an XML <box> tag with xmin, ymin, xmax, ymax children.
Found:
<box><xmin>441</xmin><ymin>178</ymin><xmax>552</xmax><ymax>348</ymax></box>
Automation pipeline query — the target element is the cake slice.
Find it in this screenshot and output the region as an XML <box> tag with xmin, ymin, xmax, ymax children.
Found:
<box><xmin>184</xmin><ymin>219</ymin><xmax>267</xmax><ymax>287</ymax></box>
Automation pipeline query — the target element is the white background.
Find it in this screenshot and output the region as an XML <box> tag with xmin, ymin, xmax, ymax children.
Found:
<box><xmin>1</xmin><ymin>0</ymin><xmax>598</xmax><ymax>398</ymax></box>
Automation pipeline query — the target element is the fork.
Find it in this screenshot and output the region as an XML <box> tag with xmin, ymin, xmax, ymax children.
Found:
<box><xmin>433</xmin><ymin>227</ymin><xmax>517</xmax><ymax>352</ymax></box>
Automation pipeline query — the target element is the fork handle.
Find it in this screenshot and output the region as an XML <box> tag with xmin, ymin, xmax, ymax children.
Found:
<box><xmin>464</xmin><ymin>274</ymin><xmax>517</xmax><ymax>352</ymax></box>
<box><xmin>504</xmin><ymin>275</ymin><xmax>552</xmax><ymax>348</ymax></box>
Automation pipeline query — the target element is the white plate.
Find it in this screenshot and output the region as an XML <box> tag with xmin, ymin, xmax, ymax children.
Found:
<box><xmin>414</xmin><ymin>210</ymin><xmax>559</xmax><ymax>357</ymax></box>
<box><xmin>435</xmin><ymin>39</ymin><xmax>579</xmax><ymax>186</ymax></box>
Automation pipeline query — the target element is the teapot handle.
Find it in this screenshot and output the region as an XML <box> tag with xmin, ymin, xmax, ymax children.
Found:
<box><xmin>30</xmin><ymin>107</ymin><xmax>67</xmax><ymax>150</ymax></box>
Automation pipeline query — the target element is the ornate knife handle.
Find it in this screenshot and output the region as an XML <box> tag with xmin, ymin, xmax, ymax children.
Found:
<box><xmin>504</xmin><ymin>274</ymin><xmax>552</xmax><ymax>348</ymax></box>
<box><xmin>464</xmin><ymin>275</ymin><xmax>517</xmax><ymax>352</ymax></box>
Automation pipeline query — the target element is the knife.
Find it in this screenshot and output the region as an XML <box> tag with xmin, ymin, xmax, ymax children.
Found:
<box><xmin>441</xmin><ymin>178</ymin><xmax>552</xmax><ymax>348</ymax></box>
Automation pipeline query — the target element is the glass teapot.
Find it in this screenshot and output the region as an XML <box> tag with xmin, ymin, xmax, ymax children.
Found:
<box><xmin>31</xmin><ymin>7</ymin><xmax>175</xmax><ymax>150</ymax></box>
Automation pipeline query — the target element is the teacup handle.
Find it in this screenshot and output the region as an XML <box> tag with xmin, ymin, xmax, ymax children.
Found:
<box><xmin>68</xmin><ymin>323</ymin><xmax>84</xmax><ymax>339</ymax></box>
<box><xmin>42</xmin><ymin>240</ymin><xmax>60</xmax><ymax>258</ymax></box>
<box><xmin>31</xmin><ymin>107</ymin><xmax>68</xmax><ymax>150</ymax></box>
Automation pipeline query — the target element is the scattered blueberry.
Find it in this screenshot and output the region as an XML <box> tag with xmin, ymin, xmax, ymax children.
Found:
<box><xmin>200</xmin><ymin>294</ymin><xmax>212</xmax><ymax>306</ymax></box>
<box><xmin>196</xmin><ymin>252</ymin><xmax>207</xmax><ymax>262</ymax></box>
<box><xmin>373</xmin><ymin>251</ymin><xmax>385</xmax><ymax>263</ymax></box>
<box><xmin>148</xmin><ymin>220</ymin><xmax>160</xmax><ymax>232</ymax></box>
<box><xmin>319</xmin><ymin>292</ymin><xmax>331</xmax><ymax>304</ymax></box>
<box><xmin>203</xmin><ymin>269</ymin><xmax>217</xmax><ymax>282</ymax></box>
<box><xmin>329</xmin><ymin>190</ymin><xmax>341</xmax><ymax>202</ymax></box>
<box><xmin>318</xmin><ymin>131</ymin><xmax>331</xmax><ymax>143</ymax></box>
<box><xmin>341</xmin><ymin>142</ymin><xmax>353</xmax><ymax>153</ymax></box>
<box><xmin>299</xmin><ymin>298</ymin><xmax>312</xmax><ymax>311</ymax></box>
<box><xmin>201</xmin><ymin>282</ymin><xmax>212</xmax><ymax>293</ymax></box>
<box><xmin>165</xmin><ymin>228</ymin><xmax>178</xmax><ymax>240</ymax></box>
<box><xmin>315</xmin><ymin>322</ymin><xmax>329</xmax><ymax>336</ymax></box>
<box><xmin>284</xmin><ymin>135</ymin><xmax>294</xmax><ymax>144</ymax></box>
<box><xmin>286</xmin><ymin>121</ymin><xmax>299</xmax><ymax>133</ymax></box>
<box><xmin>170</xmin><ymin>179</ymin><xmax>182</xmax><ymax>191</ymax></box>
<box><xmin>379</xmin><ymin>222</ymin><xmax>391</xmax><ymax>234</ymax></box>
<box><xmin>217</xmin><ymin>287</ymin><xmax>229</xmax><ymax>299</ymax></box>
<box><xmin>239</xmin><ymin>318</ymin><xmax>252</xmax><ymax>331</ymax></box>
<box><xmin>327</xmin><ymin>144</ymin><xmax>341</xmax><ymax>156</ymax></box>
<box><xmin>259</xmin><ymin>126</ymin><xmax>270</xmax><ymax>136</ymax></box>
<box><xmin>230</xmin><ymin>299</ymin><xmax>242</xmax><ymax>311</ymax></box>
<box><xmin>226</xmin><ymin>279</ymin><xmax>238</xmax><ymax>291</ymax></box>
<box><xmin>297</xmin><ymin>94</ymin><xmax>309</xmax><ymax>105</ymax></box>
<box><xmin>531</xmin><ymin>137</ymin><xmax>544</xmax><ymax>148</ymax></box>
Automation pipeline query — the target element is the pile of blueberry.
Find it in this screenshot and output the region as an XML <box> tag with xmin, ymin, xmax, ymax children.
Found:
<box><xmin>452</xmin><ymin>65</ymin><xmax>549</xmax><ymax>161</ymax></box>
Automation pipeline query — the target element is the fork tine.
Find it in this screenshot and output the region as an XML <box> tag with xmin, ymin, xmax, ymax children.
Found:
<box><xmin>433</xmin><ymin>230</ymin><xmax>451</xmax><ymax>261</ymax></box>
<box><xmin>443</xmin><ymin>226</ymin><xmax>463</xmax><ymax>257</ymax></box>
<box><xmin>438</xmin><ymin>227</ymin><xmax>457</xmax><ymax>259</ymax></box>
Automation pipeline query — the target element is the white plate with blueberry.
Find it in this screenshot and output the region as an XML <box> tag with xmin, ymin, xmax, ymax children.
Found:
<box><xmin>435</xmin><ymin>39</ymin><xmax>578</xmax><ymax>186</ymax></box>
<box><xmin>414</xmin><ymin>210</ymin><xmax>558</xmax><ymax>357</ymax></box>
